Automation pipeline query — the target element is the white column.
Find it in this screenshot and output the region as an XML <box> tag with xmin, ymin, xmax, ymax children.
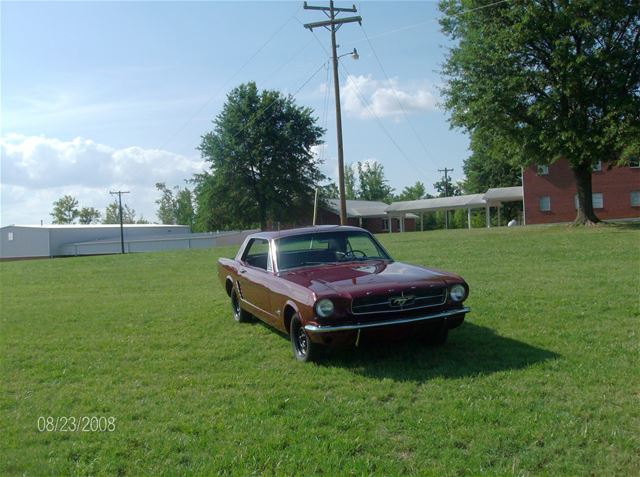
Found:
<box><xmin>467</xmin><ymin>207</ymin><xmax>472</xmax><ymax>229</ymax></box>
<box><xmin>486</xmin><ymin>205</ymin><xmax>491</xmax><ymax>228</ymax></box>
<box><xmin>400</xmin><ymin>215</ymin><xmax>405</xmax><ymax>233</ymax></box>
<box><xmin>421</xmin><ymin>213</ymin><xmax>424</xmax><ymax>232</ymax></box>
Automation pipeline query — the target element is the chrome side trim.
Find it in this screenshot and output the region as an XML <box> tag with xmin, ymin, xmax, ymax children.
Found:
<box><xmin>304</xmin><ymin>307</ymin><xmax>470</xmax><ymax>333</ymax></box>
<box><xmin>239</xmin><ymin>297</ymin><xmax>278</xmax><ymax>321</ymax></box>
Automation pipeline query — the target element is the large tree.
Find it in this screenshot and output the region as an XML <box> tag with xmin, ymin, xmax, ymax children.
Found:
<box><xmin>155</xmin><ymin>182</ymin><xmax>176</xmax><ymax>224</ymax></box>
<box><xmin>78</xmin><ymin>207</ymin><xmax>102</xmax><ymax>224</ymax></box>
<box><xmin>462</xmin><ymin>130</ymin><xmax>523</xmax><ymax>194</ymax></box>
<box><xmin>357</xmin><ymin>161</ymin><xmax>394</xmax><ymax>203</ymax></box>
<box><xmin>50</xmin><ymin>195</ymin><xmax>79</xmax><ymax>224</ymax></box>
<box><xmin>318</xmin><ymin>182</ymin><xmax>340</xmax><ymax>200</ymax></box>
<box><xmin>433</xmin><ymin>176</ymin><xmax>462</xmax><ymax>198</ymax></box>
<box><xmin>104</xmin><ymin>201</ymin><xmax>138</xmax><ymax>224</ymax></box>
<box><xmin>397</xmin><ymin>181</ymin><xmax>429</xmax><ymax>201</ymax></box>
<box><xmin>345</xmin><ymin>163</ymin><xmax>359</xmax><ymax>200</ymax></box>
<box><xmin>175</xmin><ymin>188</ymin><xmax>195</xmax><ymax>229</ymax></box>
<box><xmin>155</xmin><ymin>182</ymin><xmax>195</xmax><ymax>227</ymax></box>
<box><xmin>197</xmin><ymin>82</ymin><xmax>325</xmax><ymax>230</ymax></box>
<box><xmin>439</xmin><ymin>0</ymin><xmax>640</xmax><ymax>224</ymax></box>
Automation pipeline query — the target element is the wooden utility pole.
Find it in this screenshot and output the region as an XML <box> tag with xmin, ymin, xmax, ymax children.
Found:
<box><xmin>312</xmin><ymin>187</ymin><xmax>319</xmax><ymax>225</ymax></box>
<box><xmin>438</xmin><ymin>167</ymin><xmax>454</xmax><ymax>230</ymax></box>
<box><xmin>109</xmin><ymin>190</ymin><xmax>130</xmax><ymax>254</ymax></box>
<box><xmin>304</xmin><ymin>1</ymin><xmax>361</xmax><ymax>225</ymax></box>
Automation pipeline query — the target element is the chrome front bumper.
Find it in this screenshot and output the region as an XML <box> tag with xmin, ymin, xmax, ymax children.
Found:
<box><xmin>304</xmin><ymin>307</ymin><xmax>470</xmax><ymax>333</ymax></box>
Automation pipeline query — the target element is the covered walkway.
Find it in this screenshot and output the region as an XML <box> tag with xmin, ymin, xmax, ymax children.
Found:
<box><xmin>385</xmin><ymin>186</ymin><xmax>524</xmax><ymax>231</ymax></box>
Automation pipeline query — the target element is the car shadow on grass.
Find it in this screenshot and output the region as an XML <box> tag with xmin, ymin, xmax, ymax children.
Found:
<box><xmin>315</xmin><ymin>322</ymin><xmax>560</xmax><ymax>382</ymax></box>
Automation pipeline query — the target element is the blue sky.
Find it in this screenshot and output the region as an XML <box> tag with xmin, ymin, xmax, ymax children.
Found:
<box><xmin>1</xmin><ymin>1</ymin><xmax>470</xmax><ymax>225</ymax></box>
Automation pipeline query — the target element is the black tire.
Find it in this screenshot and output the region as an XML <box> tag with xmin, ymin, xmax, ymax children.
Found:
<box><xmin>230</xmin><ymin>288</ymin><xmax>251</xmax><ymax>323</ymax></box>
<box><xmin>290</xmin><ymin>314</ymin><xmax>317</xmax><ymax>362</ymax></box>
<box><xmin>425</xmin><ymin>319</ymin><xmax>449</xmax><ymax>346</ymax></box>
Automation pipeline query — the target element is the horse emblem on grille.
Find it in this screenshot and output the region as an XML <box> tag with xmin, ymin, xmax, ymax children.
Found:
<box><xmin>389</xmin><ymin>294</ymin><xmax>415</xmax><ymax>307</ymax></box>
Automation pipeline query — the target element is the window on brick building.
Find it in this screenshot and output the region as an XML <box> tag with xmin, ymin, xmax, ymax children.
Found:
<box><xmin>382</xmin><ymin>219</ymin><xmax>389</xmax><ymax>231</ymax></box>
<box><xmin>539</xmin><ymin>196</ymin><xmax>551</xmax><ymax>211</ymax></box>
<box><xmin>537</xmin><ymin>165</ymin><xmax>549</xmax><ymax>175</ymax></box>
<box><xmin>630</xmin><ymin>157</ymin><xmax>640</xmax><ymax>168</ymax></box>
<box><xmin>631</xmin><ymin>191</ymin><xmax>640</xmax><ymax>207</ymax></box>
<box><xmin>574</xmin><ymin>193</ymin><xmax>604</xmax><ymax>209</ymax></box>
<box><xmin>592</xmin><ymin>160</ymin><xmax>602</xmax><ymax>172</ymax></box>
<box><xmin>592</xmin><ymin>193</ymin><xmax>603</xmax><ymax>209</ymax></box>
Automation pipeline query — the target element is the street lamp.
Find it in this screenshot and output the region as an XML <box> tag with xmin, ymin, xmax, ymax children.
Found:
<box><xmin>338</xmin><ymin>48</ymin><xmax>359</xmax><ymax>61</ymax></box>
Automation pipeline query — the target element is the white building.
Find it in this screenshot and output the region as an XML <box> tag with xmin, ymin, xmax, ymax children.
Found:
<box><xmin>0</xmin><ymin>224</ymin><xmax>255</xmax><ymax>259</ymax></box>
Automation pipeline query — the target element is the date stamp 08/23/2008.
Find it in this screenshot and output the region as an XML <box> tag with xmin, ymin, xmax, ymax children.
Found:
<box><xmin>37</xmin><ymin>416</ymin><xmax>116</xmax><ymax>433</ymax></box>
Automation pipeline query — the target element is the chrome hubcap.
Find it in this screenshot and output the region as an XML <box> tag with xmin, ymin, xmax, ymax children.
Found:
<box><xmin>297</xmin><ymin>328</ymin><xmax>308</xmax><ymax>356</ymax></box>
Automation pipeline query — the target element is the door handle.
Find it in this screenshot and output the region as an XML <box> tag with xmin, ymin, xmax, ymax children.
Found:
<box><xmin>239</xmin><ymin>269</ymin><xmax>247</xmax><ymax>274</ymax></box>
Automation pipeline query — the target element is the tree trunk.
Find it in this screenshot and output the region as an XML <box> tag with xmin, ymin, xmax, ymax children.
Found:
<box><xmin>572</xmin><ymin>162</ymin><xmax>600</xmax><ymax>225</ymax></box>
<box><xmin>258</xmin><ymin>199</ymin><xmax>267</xmax><ymax>231</ymax></box>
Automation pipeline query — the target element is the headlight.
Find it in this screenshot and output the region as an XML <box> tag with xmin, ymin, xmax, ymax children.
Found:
<box><xmin>315</xmin><ymin>298</ymin><xmax>335</xmax><ymax>318</ymax></box>
<box><xmin>449</xmin><ymin>284</ymin><xmax>467</xmax><ymax>302</ymax></box>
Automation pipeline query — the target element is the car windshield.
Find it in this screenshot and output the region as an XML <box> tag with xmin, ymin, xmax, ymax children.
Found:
<box><xmin>275</xmin><ymin>231</ymin><xmax>391</xmax><ymax>271</ymax></box>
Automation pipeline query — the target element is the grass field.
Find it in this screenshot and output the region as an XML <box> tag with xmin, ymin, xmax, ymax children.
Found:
<box><xmin>1</xmin><ymin>225</ymin><xmax>639</xmax><ymax>476</ymax></box>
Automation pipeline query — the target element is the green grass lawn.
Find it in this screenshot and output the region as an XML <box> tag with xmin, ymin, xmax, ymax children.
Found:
<box><xmin>1</xmin><ymin>225</ymin><xmax>639</xmax><ymax>476</ymax></box>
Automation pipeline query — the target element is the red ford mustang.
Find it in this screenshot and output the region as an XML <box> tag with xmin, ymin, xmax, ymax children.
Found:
<box><xmin>218</xmin><ymin>226</ymin><xmax>470</xmax><ymax>361</ymax></box>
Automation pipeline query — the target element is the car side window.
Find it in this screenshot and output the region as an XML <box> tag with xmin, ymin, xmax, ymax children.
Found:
<box><xmin>242</xmin><ymin>239</ymin><xmax>271</xmax><ymax>271</ymax></box>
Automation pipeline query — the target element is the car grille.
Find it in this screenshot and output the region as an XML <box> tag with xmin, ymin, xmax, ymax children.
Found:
<box><xmin>351</xmin><ymin>287</ymin><xmax>447</xmax><ymax>315</ymax></box>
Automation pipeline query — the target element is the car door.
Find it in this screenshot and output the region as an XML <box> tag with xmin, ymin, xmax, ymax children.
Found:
<box><xmin>238</xmin><ymin>238</ymin><xmax>278</xmax><ymax>326</ymax></box>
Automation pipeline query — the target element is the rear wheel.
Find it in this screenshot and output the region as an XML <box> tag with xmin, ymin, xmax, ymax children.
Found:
<box><xmin>290</xmin><ymin>314</ymin><xmax>317</xmax><ymax>362</ymax></box>
<box><xmin>230</xmin><ymin>288</ymin><xmax>251</xmax><ymax>323</ymax></box>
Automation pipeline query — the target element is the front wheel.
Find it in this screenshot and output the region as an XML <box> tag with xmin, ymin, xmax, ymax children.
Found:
<box><xmin>290</xmin><ymin>315</ymin><xmax>317</xmax><ymax>362</ymax></box>
<box><xmin>230</xmin><ymin>288</ymin><xmax>251</xmax><ymax>323</ymax></box>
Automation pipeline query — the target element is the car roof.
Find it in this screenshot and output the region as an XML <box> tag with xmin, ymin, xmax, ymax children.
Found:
<box><xmin>249</xmin><ymin>225</ymin><xmax>369</xmax><ymax>241</ymax></box>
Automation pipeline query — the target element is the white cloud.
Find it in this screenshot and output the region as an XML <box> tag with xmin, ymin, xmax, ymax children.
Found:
<box><xmin>342</xmin><ymin>75</ymin><xmax>438</xmax><ymax>120</ymax></box>
<box><xmin>0</xmin><ymin>134</ymin><xmax>205</xmax><ymax>225</ymax></box>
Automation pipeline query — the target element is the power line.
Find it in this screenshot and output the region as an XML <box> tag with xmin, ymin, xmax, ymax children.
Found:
<box><xmin>303</xmin><ymin>0</ymin><xmax>363</xmax><ymax>226</ymax></box>
<box><xmin>360</xmin><ymin>23</ymin><xmax>436</xmax><ymax>165</ymax></box>
<box><xmin>346</xmin><ymin>0</ymin><xmax>511</xmax><ymax>45</ymax></box>
<box><xmin>159</xmin><ymin>3</ymin><xmax>303</xmax><ymax>150</ymax></box>
<box><xmin>453</xmin><ymin>0</ymin><xmax>510</xmax><ymax>16</ymax></box>
<box><xmin>318</xmin><ymin>61</ymin><xmax>332</xmax><ymax>167</ymax></box>
<box><xmin>220</xmin><ymin>60</ymin><xmax>330</xmax><ymax>150</ymax></box>
<box><xmin>304</xmin><ymin>26</ymin><xmax>431</xmax><ymax>185</ymax></box>
<box><xmin>265</xmin><ymin>37</ymin><xmax>316</xmax><ymax>88</ymax></box>
<box><xmin>337</xmin><ymin>60</ymin><xmax>432</xmax><ymax>185</ymax></box>
<box><xmin>301</xmin><ymin>0</ymin><xmax>512</xmax><ymax>190</ymax></box>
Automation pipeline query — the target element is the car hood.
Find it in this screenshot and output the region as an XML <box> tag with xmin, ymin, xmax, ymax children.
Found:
<box><xmin>278</xmin><ymin>260</ymin><xmax>459</xmax><ymax>298</ymax></box>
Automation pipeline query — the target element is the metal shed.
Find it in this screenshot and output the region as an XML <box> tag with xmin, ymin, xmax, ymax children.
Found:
<box><xmin>1</xmin><ymin>224</ymin><xmax>188</xmax><ymax>259</ymax></box>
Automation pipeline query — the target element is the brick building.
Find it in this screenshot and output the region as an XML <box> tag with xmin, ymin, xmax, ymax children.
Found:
<box><xmin>522</xmin><ymin>159</ymin><xmax>640</xmax><ymax>224</ymax></box>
